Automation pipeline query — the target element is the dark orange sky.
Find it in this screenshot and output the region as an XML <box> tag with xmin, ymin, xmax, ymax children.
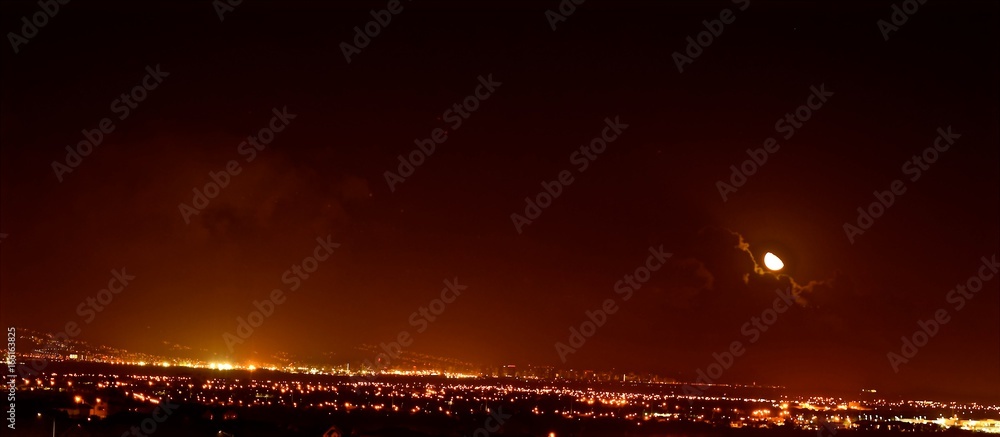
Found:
<box><xmin>1</xmin><ymin>0</ymin><xmax>998</xmax><ymax>402</ymax></box>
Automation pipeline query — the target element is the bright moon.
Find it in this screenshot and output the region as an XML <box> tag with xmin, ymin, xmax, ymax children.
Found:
<box><xmin>763</xmin><ymin>252</ymin><xmax>784</xmax><ymax>271</ymax></box>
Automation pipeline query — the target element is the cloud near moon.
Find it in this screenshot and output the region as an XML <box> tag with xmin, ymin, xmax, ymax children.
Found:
<box><xmin>664</xmin><ymin>227</ymin><xmax>843</xmax><ymax>309</ymax></box>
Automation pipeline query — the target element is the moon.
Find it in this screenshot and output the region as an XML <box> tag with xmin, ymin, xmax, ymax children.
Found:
<box><xmin>763</xmin><ymin>252</ymin><xmax>784</xmax><ymax>271</ymax></box>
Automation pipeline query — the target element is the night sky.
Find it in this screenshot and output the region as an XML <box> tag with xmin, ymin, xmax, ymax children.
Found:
<box><xmin>1</xmin><ymin>1</ymin><xmax>998</xmax><ymax>402</ymax></box>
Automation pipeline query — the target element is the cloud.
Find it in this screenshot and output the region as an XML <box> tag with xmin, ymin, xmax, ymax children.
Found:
<box><xmin>662</xmin><ymin>227</ymin><xmax>846</xmax><ymax>310</ymax></box>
